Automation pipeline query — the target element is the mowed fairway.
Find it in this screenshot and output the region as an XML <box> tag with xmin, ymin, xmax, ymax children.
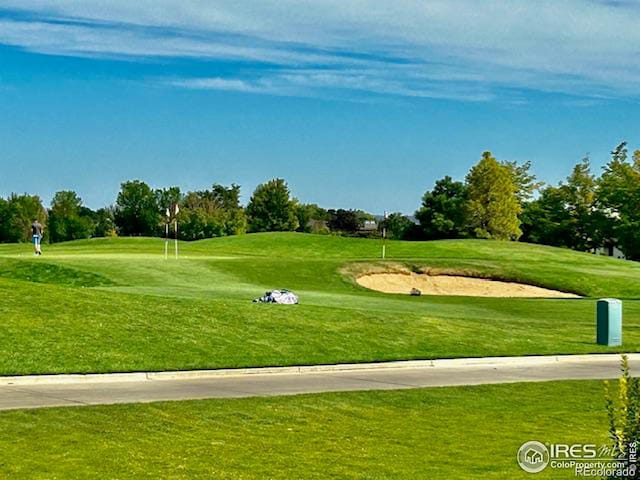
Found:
<box><xmin>0</xmin><ymin>233</ymin><xmax>639</xmax><ymax>375</ymax></box>
<box><xmin>0</xmin><ymin>380</ymin><xmax>612</xmax><ymax>479</ymax></box>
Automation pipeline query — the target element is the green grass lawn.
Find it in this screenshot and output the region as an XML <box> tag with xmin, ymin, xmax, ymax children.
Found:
<box><xmin>0</xmin><ymin>380</ymin><xmax>612</xmax><ymax>479</ymax></box>
<box><xmin>1</xmin><ymin>233</ymin><xmax>639</xmax><ymax>375</ymax></box>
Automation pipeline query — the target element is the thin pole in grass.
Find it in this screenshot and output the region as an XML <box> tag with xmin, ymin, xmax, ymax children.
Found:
<box><xmin>174</xmin><ymin>203</ymin><xmax>179</xmax><ymax>260</ymax></box>
<box><xmin>382</xmin><ymin>210</ymin><xmax>387</xmax><ymax>259</ymax></box>
<box><xmin>164</xmin><ymin>207</ymin><xmax>169</xmax><ymax>260</ymax></box>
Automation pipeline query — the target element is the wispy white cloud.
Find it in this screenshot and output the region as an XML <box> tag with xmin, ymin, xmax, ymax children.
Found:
<box><xmin>169</xmin><ymin>69</ymin><xmax>494</xmax><ymax>102</ymax></box>
<box><xmin>0</xmin><ymin>19</ymin><xmax>344</xmax><ymax>65</ymax></box>
<box><xmin>170</xmin><ymin>77</ymin><xmax>281</xmax><ymax>95</ymax></box>
<box><xmin>2</xmin><ymin>1</ymin><xmax>640</xmax><ymax>101</ymax></box>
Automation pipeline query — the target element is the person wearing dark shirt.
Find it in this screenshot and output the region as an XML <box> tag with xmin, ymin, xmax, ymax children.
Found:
<box><xmin>31</xmin><ymin>220</ymin><xmax>43</xmax><ymax>255</ymax></box>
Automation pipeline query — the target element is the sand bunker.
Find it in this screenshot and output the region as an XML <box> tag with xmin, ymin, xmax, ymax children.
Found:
<box><xmin>356</xmin><ymin>272</ymin><xmax>579</xmax><ymax>298</ymax></box>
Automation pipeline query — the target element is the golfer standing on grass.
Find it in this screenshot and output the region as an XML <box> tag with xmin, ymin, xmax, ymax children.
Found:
<box><xmin>31</xmin><ymin>219</ymin><xmax>43</xmax><ymax>255</ymax></box>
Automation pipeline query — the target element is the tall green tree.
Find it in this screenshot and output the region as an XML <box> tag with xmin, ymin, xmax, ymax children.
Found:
<box><xmin>295</xmin><ymin>203</ymin><xmax>328</xmax><ymax>233</ymax></box>
<box><xmin>114</xmin><ymin>180</ymin><xmax>161</xmax><ymax>236</ymax></box>
<box><xmin>597</xmin><ymin>142</ymin><xmax>640</xmax><ymax>259</ymax></box>
<box><xmin>465</xmin><ymin>151</ymin><xmax>522</xmax><ymax>240</ymax></box>
<box><xmin>0</xmin><ymin>197</ymin><xmax>14</xmax><ymax>243</ymax></box>
<box><xmin>415</xmin><ymin>176</ymin><xmax>468</xmax><ymax>239</ymax></box>
<box><xmin>246</xmin><ymin>179</ymin><xmax>299</xmax><ymax>232</ymax></box>
<box><xmin>156</xmin><ymin>187</ymin><xmax>182</xmax><ymax>219</ymax></box>
<box><xmin>48</xmin><ymin>191</ymin><xmax>95</xmax><ymax>243</ymax></box>
<box><xmin>522</xmin><ymin>155</ymin><xmax>619</xmax><ymax>253</ymax></box>
<box><xmin>210</xmin><ymin>183</ymin><xmax>246</xmax><ymax>236</ymax></box>
<box><xmin>521</xmin><ymin>186</ymin><xmax>573</xmax><ymax>247</ymax></box>
<box><xmin>93</xmin><ymin>207</ymin><xmax>117</xmax><ymax>237</ymax></box>
<box><xmin>522</xmin><ymin>150</ymin><xmax>635</xmax><ymax>255</ymax></box>
<box><xmin>523</xmin><ymin>157</ymin><xmax>598</xmax><ymax>250</ymax></box>
<box><xmin>562</xmin><ymin>157</ymin><xmax>599</xmax><ymax>250</ymax></box>
<box><xmin>327</xmin><ymin>209</ymin><xmax>361</xmax><ymax>233</ymax></box>
<box><xmin>381</xmin><ymin>213</ymin><xmax>416</xmax><ymax>240</ymax></box>
<box><xmin>503</xmin><ymin>160</ymin><xmax>542</xmax><ymax>204</ymax></box>
<box><xmin>2</xmin><ymin>194</ymin><xmax>48</xmax><ymax>243</ymax></box>
<box><xmin>179</xmin><ymin>184</ymin><xmax>246</xmax><ymax>240</ymax></box>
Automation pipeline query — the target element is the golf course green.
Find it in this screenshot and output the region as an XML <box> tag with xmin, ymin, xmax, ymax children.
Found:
<box><xmin>0</xmin><ymin>233</ymin><xmax>638</xmax><ymax>375</ymax></box>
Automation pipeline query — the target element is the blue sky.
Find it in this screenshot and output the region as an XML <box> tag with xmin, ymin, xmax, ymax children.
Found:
<box><xmin>1</xmin><ymin>1</ymin><xmax>639</xmax><ymax>214</ymax></box>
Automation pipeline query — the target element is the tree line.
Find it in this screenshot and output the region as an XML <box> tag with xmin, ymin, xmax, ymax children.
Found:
<box><xmin>398</xmin><ymin>142</ymin><xmax>639</xmax><ymax>260</ymax></box>
<box><xmin>0</xmin><ymin>178</ymin><xmax>374</xmax><ymax>243</ymax></box>
<box><xmin>0</xmin><ymin>142</ymin><xmax>638</xmax><ymax>260</ymax></box>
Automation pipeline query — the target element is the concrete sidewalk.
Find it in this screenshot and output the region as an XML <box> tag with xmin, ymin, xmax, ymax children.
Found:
<box><xmin>1</xmin><ymin>354</ymin><xmax>638</xmax><ymax>411</ymax></box>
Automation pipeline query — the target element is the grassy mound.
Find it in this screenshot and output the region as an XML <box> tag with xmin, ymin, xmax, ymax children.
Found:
<box><xmin>0</xmin><ymin>233</ymin><xmax>638</xmax><ymax>375</ymax></box>
<box><xmin>0</xmin><ymin>258</ymin><xmax>114</xmax><ymax>287</ymax></box>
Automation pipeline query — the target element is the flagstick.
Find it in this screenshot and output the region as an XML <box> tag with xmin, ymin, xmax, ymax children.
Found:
<box><xmin>164</xmin><ymin>221</ymin><xmax>168</xmax><ymax>260</ymax></box>
<box><xmin>164</xmin><ymin>207</ymin><xmax>170</xmax><ymax>260</ymax></box>
<box><xmin>174</xmin><ymin>219</ymin><xmax>178</xmax><ymax>260</ymax></box>
<box><xmin>382</xmin><ymin>211</ymin><xmax>387</xmax><ymax>259</ymax></box>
